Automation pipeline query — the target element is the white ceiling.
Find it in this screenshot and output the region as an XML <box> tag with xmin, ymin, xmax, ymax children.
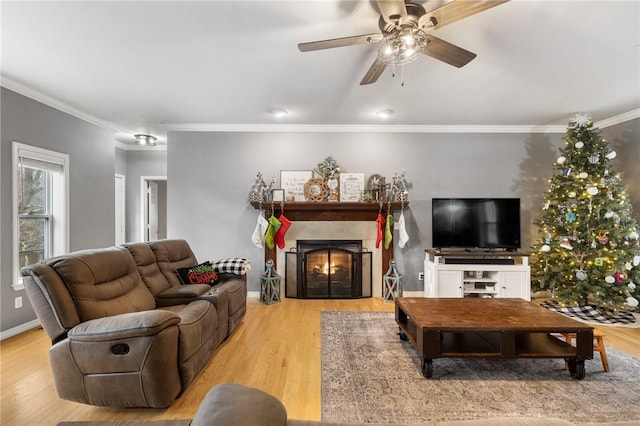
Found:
<box><xmin>2</xmin><ymin>0</ymin><xmax>639</xmax><ymax>144</ymax></box>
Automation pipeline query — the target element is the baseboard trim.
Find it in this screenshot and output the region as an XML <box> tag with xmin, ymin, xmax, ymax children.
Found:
<box><xmin>247</xmin><ymin>291</ymin><xmax>424</xmax><ymax>299</ymax></box>
<box><xmin>0</xmin><ymin>319</ymin><xmax>41</xmax><ymax>341</ymax></box>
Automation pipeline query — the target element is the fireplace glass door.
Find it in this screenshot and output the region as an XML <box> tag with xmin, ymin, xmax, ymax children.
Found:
<box><xmin>285</xmin><ymin>240</ymin><xmax>372</xmax><ymax>299</ymax></box>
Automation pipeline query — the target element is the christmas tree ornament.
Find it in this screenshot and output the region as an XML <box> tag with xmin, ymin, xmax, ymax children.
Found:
<box><xmin>615</xmin><ymin>271</ymin><xmax>628</xmax><ymax>282</ymax></box>
<box><xmin>594</xmin><ymin>257</ymin><xmax>605</xmax><ymax>266</ymax></box>
<box><xmin>575</xmin><ymin>141</ymin><xmax>584</xmax><ymax>149</ymax></box>
<box><xmin>629</xmin><ymin>282</ymin><xmax>636</xmax><ymax>290</ymax></box>
<box><xmin>560</xmin><ymin>238</ymin><xmax>573</xmax><ymax>250</ymax></box>
<box><xmin>604</xmin><ymin>211</ymin><xmax>614</xmax><ymax>219</ymax></box>
<box><xmin>604</xmin><ymin>275</ymin><xmax>615</xmax><ymax>284</ymax></box>
<box><xmin>586</xmin><ymin>185</ymin><xmax>599</xmax><ymax>195</ymax></box>
<box><xmin>610</xmin><ymin>241</ymin><xmax>617</xmax><ymax>249</ymax></box>
<box><xmin>606</xmin><ymin>151</ymin><xmax>617</xmax><ymax>160</ymax></box>
<box><xmin>626</xmin><ymin>297</ymin><xmax>639</xmax><ymax>308</ymax></box>
<box><xmin>634</xmin><ymin>255</ymin><xmax>640</xmax><ymax>266</ymax></box>
<box><xmin>562</xmin><ymin>167</ymin><xmax>571</xmax><ymax>176</ymax></box>
<box><xmin>625</xmin><ymin>262</ymin><xmax>632</xmax><ymax>270</ymax></box>
<box><xmin>557</xmin><ymin>156</ymin><xmax>567</xmax><ymax>164</ymax></box>
<box><xmin>597</xmin><ymin>231</ymin><xmax>609</xmax><ymax>244</ymax></box>
<box><xmin>578</xmin><ymin>172</ymin><xmax>588</xmax><ymax>179</ymax></box>
<box><xmin>576</xmin><ymin>269</ymin><xmax>588</xmax><ymax>281</ymax></box>
<box><xmin>589</xmin><ymin>153</ymin><xmax>600</xmax><ymax>164</ymax></box>
<box><xmin>568</xmin><ymin>191</ymin><xmax>577</xmax><ymax>198</ymax></box>
<box><xmin>541</xmin><ymin>244</ymin><xmax>551</xmax><ymax>252</ymax></box>
<box><xmin>565</xmin><ymin>212</ymin><xmax>577</xmax><ymax>223</ymax></box>
<box><xmin>571</xmin><ymin>113</ymin><xmax>591</xmax><ymax>128</ymax></box>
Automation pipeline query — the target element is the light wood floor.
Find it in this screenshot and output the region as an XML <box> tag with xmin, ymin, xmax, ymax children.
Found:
<box><xmin>1</xmin><ymin>297</ymin><xmax>638</xmax><ymax>426</ymax></box>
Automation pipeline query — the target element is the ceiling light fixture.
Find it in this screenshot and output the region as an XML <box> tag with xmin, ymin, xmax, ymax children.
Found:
<box><xmin>378</xmin><ymin>26</ymin><xmax>428</xmax><ymax>67</ymax></box>
<box><xmin>134</xmin><ymin>134</ymin><xmax>157</xmax><ymax>146</ymax></box>
<box><xmin>376</xmin><ymin>109</ymin><xmax>394</xmax><ymax>119</ymax></box>
<box><xmin>270</xmin><ymin>108</ymin><xmax>288</xmax><ymax>118</ymax></box>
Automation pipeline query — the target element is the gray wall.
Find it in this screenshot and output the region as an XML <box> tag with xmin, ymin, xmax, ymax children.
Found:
<box><xmin>1</xmin><ymin>88</ymin><xmax>116</xmax><ymax>332</ymax></box>
<box><xmin>116</xmin><ymin>149</ymin><xmax>167</xmax><ymax>241</ymax></box>
<box><xmin>2</xmin><ymin>84</ymin><xmax>637</xmax><ymax>333</ymax></box>
<box><xmin>165</xmin><ymin>126</ymin><xmax>639</xmax><ymax>294</ymax></box>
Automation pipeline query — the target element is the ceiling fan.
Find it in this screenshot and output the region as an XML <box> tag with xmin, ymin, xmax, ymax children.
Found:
<box><xmin>298</xmin><ymin>0</ymin><xmax>509</xmax><ymax>85</ymax></box>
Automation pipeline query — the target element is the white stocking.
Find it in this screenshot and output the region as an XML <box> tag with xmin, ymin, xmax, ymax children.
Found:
<box><xmin>398</xmin><ymin>211</ymin><xmax>409</xmax><ymax>248</ymax></box>
<box><xmin>251</xmin><ymin>213</ymin><xmax>269</xmax><ymax>248</ymax></box>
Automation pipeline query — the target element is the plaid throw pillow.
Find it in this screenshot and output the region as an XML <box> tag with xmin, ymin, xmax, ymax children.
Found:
<box><xmin>210</xmin><ymin>258</ymin><xmax>251</xmax><ymax>276</ymax></box>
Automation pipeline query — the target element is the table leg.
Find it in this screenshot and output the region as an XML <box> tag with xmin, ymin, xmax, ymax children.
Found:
<box><xmin>422</xmin><ymin>359</ymin><xmax>433</xmax><ymax>378</ymax></box>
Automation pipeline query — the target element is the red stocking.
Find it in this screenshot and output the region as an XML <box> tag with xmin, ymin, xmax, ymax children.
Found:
<box><xmin>376</xmin><ymin>213</ymin><xmax>385</xmax><ymax>249</ymax></box>
<box><xmin>275</xmin><ymin>214</ymin><xmax>292</xmax><ymax>249</ymax></box>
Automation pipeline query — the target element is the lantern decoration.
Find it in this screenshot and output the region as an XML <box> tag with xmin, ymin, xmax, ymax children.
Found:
<box><xmin>383</xmin><ymin>260</ymin><xmax>403</xmax><ymax>302</ymax></box>
<box><xmin>260</xmin><ymin>259</ymin><xmax>281</xmax><ymax>305</ymax></box>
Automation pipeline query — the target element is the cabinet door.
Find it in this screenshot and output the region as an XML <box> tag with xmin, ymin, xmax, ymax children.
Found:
<box><xmin>437</xmin><ymin>271</ymin><xmax>464</xmax><ymax>297</ymax></box>
<box><xmin>500</xmin><ymin>271</ymin><xmax>528</xmax><ymax>300</ymax></box>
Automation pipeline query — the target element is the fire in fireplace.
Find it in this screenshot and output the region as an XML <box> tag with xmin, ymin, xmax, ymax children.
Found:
<box><xmin>284</xmin><ymin>240</ymin><xmax>372</xmax><ymax>299</ymax></box>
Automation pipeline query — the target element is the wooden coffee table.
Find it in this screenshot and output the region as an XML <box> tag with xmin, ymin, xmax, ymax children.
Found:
<box><xmin>395</xmin><ymin>298</ymin><xmax>594</xmax><ymax>379</ymax></box>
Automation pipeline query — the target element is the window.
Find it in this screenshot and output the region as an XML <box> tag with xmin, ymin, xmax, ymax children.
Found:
<box><xmin>12</xmin><ymin>143</ymin><xmax>69</xmax><ymax>290</ymax></box>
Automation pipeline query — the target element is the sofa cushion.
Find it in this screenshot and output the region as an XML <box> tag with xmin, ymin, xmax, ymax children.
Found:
<box><xmin>191</xmin><ymin>384</ymin><xmax>287</xmax><ymax>426</ymax></box>
<box><xmin>210</xmin><ymin>258</ymin><xmax>251</xmax><ymax>276</ymax></box>
<box><xmin>148</xmin><ymin>239</ymin><xmax>199</xmax><ymax>287</ymax></box>
<box><xmin>177</xmin><ymin>261</ymin><xmax>219</xmax><ymax>285</ymax></box>
<box><xmin>123</xmin><ymin>242</ymin><xmax>173</xmax><ymax>296</ymax></box>
<box><xmin>46</xmin><ymin>246</ymin><xmax>155</xmax><ymax>321</ymax></box>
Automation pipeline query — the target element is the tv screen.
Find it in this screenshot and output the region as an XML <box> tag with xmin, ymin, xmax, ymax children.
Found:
<box><xmin>432</xmin><ymin>198</ymin><xmax>521</xmax><ymax>250</ymax></box>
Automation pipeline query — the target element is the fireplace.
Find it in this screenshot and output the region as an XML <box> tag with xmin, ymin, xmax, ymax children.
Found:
<box><xmin>285</xmin><ymin>240</ymin><xmax>372</xmax><ymax>299</ymax></box>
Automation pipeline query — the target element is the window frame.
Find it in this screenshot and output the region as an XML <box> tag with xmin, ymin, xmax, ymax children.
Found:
<box><xmin>12</xmin><ymin>142</ymin><xmax>69</xmax><ymax>291</ymax></box>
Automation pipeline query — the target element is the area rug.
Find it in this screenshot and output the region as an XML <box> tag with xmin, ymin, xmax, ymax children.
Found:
<box><xmin>321</xmin><ymin>311</ymin><xmax>640</xmax><ymax>424</ymax></box>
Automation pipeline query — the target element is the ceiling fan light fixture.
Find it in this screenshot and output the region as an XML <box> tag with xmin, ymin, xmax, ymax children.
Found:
<box><xmin>134</xmin><ymin>134</ymin><xmax>157</xmax><ymax>146</ymax></box>
<box><xmin>378</xmin><ymin>27</ymin><xmax>428</xmax><ymax>66</ymax></box>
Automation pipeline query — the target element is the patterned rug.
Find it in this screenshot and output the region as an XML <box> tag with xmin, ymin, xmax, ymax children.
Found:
<box><xmin>540</xmin><ymin>300</ymin><xmax>638</xmax><ymax>325</ymax></box>
<box><xmin>321</xmin><ymin>311</ymin><xmax>640</xmax><ymax>424</ymax></box>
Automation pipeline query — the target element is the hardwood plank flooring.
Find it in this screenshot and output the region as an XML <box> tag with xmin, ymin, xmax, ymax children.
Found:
<box><xmin>1</xmin><ymin>297</ymin><xmax>638</xmax><ymax>425</ymax></box>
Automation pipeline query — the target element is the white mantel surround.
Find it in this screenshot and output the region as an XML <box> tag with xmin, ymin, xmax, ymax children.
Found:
<box><xmin>276</xmin><ymin>221</ymin><xmax>383</xmax><ymax>298</ymax></box>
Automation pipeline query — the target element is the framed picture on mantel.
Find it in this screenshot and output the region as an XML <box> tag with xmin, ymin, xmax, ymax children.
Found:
<box><xmin>281</xmin><ymin>170</ymin><xmax>312</xmax><ymax>202</ymax></box>
<box><xmin>339</xmin><ymin>173</ymin><xmax>365</xmax><ymax>202</ymax></box>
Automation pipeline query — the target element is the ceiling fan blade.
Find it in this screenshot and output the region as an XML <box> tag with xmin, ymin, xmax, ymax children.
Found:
<box><xmin>424</xmin><ymin>34</ymin><xmax>477</xmax><ymax>68</ymax></box>
<box><xmin>376</xmin><ymin>0</ymin><xmax>408</xmax><ymax>25</ymax></box>
<box><xmin>298</xmin><ymin>33</ymin><xmax>382</xmax><ymax>52</ymax></box>
<box><xmin>419</xmin><ymin>0</ymin><xmax>509</xmax><ymax>30</ymax></box>
<box><xmin>360</xmin><ymin>57</ymin><xmax>387</xmax><ymax>85</ymax></box>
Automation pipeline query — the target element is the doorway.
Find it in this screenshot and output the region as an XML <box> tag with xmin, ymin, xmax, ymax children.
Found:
<box><xmin>140</xmin><ymin>176</ymin><xmax>167</xmax><ymax>242</ymax></box>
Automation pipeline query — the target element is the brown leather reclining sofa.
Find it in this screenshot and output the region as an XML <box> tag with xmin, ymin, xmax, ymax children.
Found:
<box><xmin>21</xmin><ymin>239</ymin><xmax>247</xmax><ymax>408</ymax></box>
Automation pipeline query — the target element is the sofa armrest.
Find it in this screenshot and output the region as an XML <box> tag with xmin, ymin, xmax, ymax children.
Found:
<box><xmin>68</xmin><ymin>310</ymin><xmax>181</xmax><ymax>342</ymax></box>
<box><xmin>191</xmin><ymin>384</ymin><xmax>287</xmax><ymax>426</ymax></box>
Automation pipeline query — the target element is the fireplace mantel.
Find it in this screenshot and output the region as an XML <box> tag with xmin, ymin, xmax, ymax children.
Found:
<box><xmin>251</xmin><ymin>201</ymin><xmax>408</xmax><ymax>294</ymax></box>
<box><xmin>250</xmin><ymin>201</ymin><xmax>406</xmax><ymax>221</ymax></box>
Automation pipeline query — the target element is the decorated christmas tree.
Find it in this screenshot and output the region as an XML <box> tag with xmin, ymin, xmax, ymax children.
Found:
<box><xmin>531</xmin><ymin>114</ymin><xmax>640</xmax><ymax>312</ymax></box>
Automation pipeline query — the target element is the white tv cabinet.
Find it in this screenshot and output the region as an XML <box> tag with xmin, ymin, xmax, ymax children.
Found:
<box><xmin>424</xmin><ymin>250</ymin><xmax>531</xmax><ymax>301</ymax></box>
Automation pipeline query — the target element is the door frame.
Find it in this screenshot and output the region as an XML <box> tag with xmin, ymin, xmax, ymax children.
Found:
<box><xmin>115</xmin><ymin>173</ymin><xmax>126</xmax><ymax>245</ymax></box>
<box><xmin>140</xmin><ymin>175</ymin><xmax>167</xmax><ymax>242</ymax></box>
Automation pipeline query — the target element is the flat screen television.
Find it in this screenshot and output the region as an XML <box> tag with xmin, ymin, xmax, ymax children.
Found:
<box><xmin>432</xmin><ymin>198</ymin><xmax>521</xmax><ymax>250</ymax></box>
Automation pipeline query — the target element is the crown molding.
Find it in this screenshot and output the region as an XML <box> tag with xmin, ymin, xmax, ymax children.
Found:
<box><xmin>594</xmin><ymin>109</ymin><xmax>640</xmax><ymax>129</ymax></box>
<box><xmin>1</xmin><ymin>76</ymin><xmax>123</xmax><ymax>134</ymax></box>
<box><xmin>163</xmin><ymin>123</ymin><xmax>570</xmax><ymax>134</ymax></box>
<box><xmin>3</xmin><ymin>75</ymin><xmax>637</xmax><ymax>138</ymax></box>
